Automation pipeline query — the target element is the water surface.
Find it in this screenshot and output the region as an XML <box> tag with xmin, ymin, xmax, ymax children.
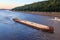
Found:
<box><xmin>0</xmin><ymin>10</ymin><xmax>60</xmax><ymax>40</ymax></box>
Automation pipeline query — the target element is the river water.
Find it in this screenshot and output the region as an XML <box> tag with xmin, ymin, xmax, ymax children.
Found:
<box><xmin>0</xmin><ymin>10</ymin><xmax>60</xmax><ymax>40</ymax></box>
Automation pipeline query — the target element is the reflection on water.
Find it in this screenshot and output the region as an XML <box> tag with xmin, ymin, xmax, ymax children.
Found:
<box><xmin>44</xmin><ymin>20</ymin><xmax>60</xmax><ymax>40</ymax></box>
<box><xmin>0</xmin><ymin>10</ymin><xmax>60</xmax><ymax>40</ymax></box>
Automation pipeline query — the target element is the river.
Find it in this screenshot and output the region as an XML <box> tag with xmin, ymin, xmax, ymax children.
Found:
<box><xmin>0</xmin><ymin>10</ymin><xmax>60</xmax><ymax>40</ymax></box>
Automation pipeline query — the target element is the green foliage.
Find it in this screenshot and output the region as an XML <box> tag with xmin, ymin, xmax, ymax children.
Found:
<box><xmin>12</xmin><ymin>0</ymin><xmax>60</xmax><ymax>12</ymax></box>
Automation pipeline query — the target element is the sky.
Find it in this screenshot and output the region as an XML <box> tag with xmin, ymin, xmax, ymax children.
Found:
<box><xmin>0</xmin><ymin>0</ymin><xmax>45</xmax><ymax>9</ymax></box>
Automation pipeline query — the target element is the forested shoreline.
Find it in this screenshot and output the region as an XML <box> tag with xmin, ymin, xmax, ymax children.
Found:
<box><xmin>12</xmin><ymin>0</ymin><xmax>60</xmax><ymax>12</ymax></box>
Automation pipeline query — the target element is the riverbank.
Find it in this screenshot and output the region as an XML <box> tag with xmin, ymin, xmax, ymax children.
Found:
<box><xmin>12</xmin><ymin>10</ymin><xmax>60</xmax><ymax>17</ymax></box>
<box><xmin>21</xmin><ymin>12</ymin><xmax>60</xmax><ymax>17</ymax></box>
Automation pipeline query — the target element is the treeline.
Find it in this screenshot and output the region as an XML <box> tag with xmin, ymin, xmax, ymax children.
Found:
<box><xmin>12</xmin><ymin>0</ymin><xmax>60</xmax><ymax>12</ymax></box>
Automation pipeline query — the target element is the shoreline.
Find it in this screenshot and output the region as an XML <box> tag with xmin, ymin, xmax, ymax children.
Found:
<box><xmin>22</xmin><ymin>12</ymin><xmax>60</xmax><ymax>17</ymax></box>
<box><xmin>11</xmin><ymin>10</ymin><xmax>60</xmax><ymax>17</ymax></box>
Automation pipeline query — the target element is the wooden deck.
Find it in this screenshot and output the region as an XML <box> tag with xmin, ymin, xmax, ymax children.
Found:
<box><xmin>13</xmin><ymin>18</ymin><xmax>54</xmax><ymax>33</ymax></box>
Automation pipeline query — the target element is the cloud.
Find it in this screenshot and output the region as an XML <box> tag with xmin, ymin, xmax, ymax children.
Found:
<box><xmin>0</xmin><ymin>4</ymin><xmax>24</xmax><ymax>9</ymax></box>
